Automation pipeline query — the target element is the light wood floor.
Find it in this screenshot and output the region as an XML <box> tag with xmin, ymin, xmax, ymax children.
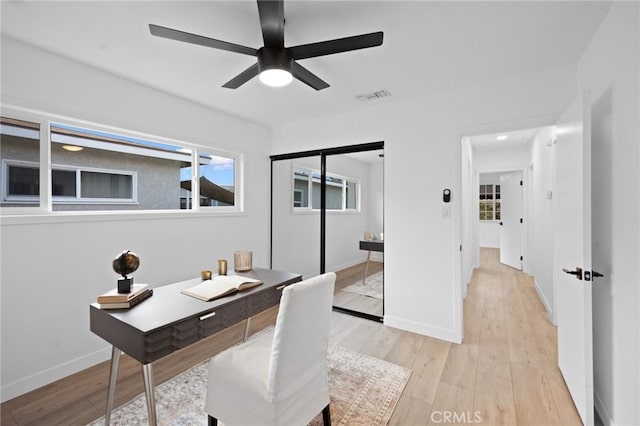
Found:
<box><xmin>333</xmin><ymin>261</ymin><xmax>384</xmax><ymax>317</ymax></box>
<box><xmin>2</xmin><ymin>249</ymin><xmax>581</xmax><ymax>425</ymax></box>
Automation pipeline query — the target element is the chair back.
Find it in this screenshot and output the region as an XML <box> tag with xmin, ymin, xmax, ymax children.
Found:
<box><xmin>266</xmin><ymin>272</ymin><xmax>336</xmax><ymax>402</ymax></box>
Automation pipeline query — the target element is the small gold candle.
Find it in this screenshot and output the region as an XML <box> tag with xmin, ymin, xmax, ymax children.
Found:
<box><xmin>201</xmin><ymin>270</ymin><xmax>212</xmax><ymax>280</ymax></box>
<box><xmin>217</xmin><ymin>259</ymin><xmax>228</xmax><ymax>276</ymax></box>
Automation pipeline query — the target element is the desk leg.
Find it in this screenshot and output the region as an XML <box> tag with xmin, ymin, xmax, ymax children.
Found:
<box><xmin>244</xmin><ymin>317</ymin><xmax>252</xmax><ymax>342</ymax></box>
<box><xmin>105</xmin><ymin>346</ymin><xmax>121</xmax><ymax>426</ymax></box>
<box><xmin>362</xmin><ymin>250</ymin><xmax>372</xmax><ymax>285</ymax></box>
<box><xmin>142</xmin><ymin>364</ymin><xmax>158</xmax><ymax>426</ymax></box>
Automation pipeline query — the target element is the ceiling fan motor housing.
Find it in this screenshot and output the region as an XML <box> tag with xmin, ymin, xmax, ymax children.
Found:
<box><xmin>257</xmin><ymin>47</ymin><xmax>293</xmax><ymax>73</ymax></box>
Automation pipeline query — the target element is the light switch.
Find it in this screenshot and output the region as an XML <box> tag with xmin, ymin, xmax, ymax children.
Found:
<box><xmin>442</xmin><ymin>206</ymin><xmax>450</xmax><ymax>218</ymax></box>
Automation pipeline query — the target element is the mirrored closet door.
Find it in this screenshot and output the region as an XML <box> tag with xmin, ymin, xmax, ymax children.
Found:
<box><xmin>270</xmin><ymin>142</ymin><xmax>384</xmax><ymax>321</ymax></box>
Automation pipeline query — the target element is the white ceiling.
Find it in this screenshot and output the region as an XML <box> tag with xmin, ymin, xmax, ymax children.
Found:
<box><xmin>1</xmin><ymin>1</ymin><xmax>612</xmax><ymax>128</ymax></box>
<box><xmin>469</xmin><ymin>127</ymin><xmax>541</xmax><ymax>152</ymax></box>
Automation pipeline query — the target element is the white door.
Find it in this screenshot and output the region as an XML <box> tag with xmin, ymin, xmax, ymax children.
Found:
<box><xmin>555</xmin><ymin>91</ymin><xmax>594</xmax><ymax>425</ymax></box>
<box><xmin>499</xmin><ymin>171</ymin><xmax>523</xmax><ymax>269</ymax></box>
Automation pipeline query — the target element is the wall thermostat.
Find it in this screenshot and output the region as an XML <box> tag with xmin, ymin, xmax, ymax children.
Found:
<box><xmin>443</xmin><ymin>188</ymin><xmax>451</xmax><ymax>203</ymax></box>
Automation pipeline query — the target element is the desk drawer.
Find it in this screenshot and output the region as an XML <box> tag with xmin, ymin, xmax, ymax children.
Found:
<box><xmin>246</xmin><ymin>284</ymin><xmax>287</xmax><ymax>316</ymax></box>
<box><xmin>199</xmin><ymin>302</ymin><xmax>246</xmax><ymax>338</ymax></box>
<box><xmin>143</xmin><ymin>301</ymin><xmax>248</xmax><ymax>362</ymax></box>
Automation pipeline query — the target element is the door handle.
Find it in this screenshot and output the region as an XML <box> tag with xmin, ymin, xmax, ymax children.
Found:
<box><xmin>584</xmin><ymin>270</ymin><xmax>604</xmax><ymax>281</ymax></box>
<box><xmin>499</xmin><ymin>221</ymin><xmax>503</xmax><ymax>226</ymax></box>
<box><xmin>562</xmin><ymin>267</ymin><xmax>583</xmax><ymax>280</ymax></box>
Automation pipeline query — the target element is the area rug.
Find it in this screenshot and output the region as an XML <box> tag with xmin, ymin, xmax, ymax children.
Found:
<box><xmin>89</xmin><ymin>329</ymin><xmax>410</xmax><ymax>426</ymax></box>
<box><xmin>341</xmin><ymin>270</ymin><xmax>383</xmax><ymax>299</ymax></box>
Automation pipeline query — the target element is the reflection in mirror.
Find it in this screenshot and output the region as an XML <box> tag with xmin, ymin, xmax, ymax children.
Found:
<box><xmin>272</xmin><ymin>157</ymin><xmax>321</xmax><ymax>278</ymax></box>
<box><xmin>328</xmin><ymin>149</ymin><xmax>384</xmax><ymax>319</ymax></box>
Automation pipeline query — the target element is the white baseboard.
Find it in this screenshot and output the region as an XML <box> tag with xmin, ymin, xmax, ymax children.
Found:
<box><xmin>0</xmin><ymin>347</ymin><xmax>111</xmax><ymax>403</ymax></box>
<box><xmin>533</xmin><ymin>278</ymin><xmax>553</xmax><ymax>321</ymax></box>
<box><xmin>384</xmin><ymin>315</ymin><xmax>461</xmax><ymax>344</ymax></box>
<box><xmin>594</xmin><ymin>390</ymin><xmax>615</xmax><ymax>426</ymax></box>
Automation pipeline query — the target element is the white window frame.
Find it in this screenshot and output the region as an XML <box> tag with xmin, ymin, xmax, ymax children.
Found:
<box><xmin>2</xmin><ymin>159</ymin><xmax>138</xmax><ymax>204</ymax></box>
<box><xmin>0</xmin><ymin>104</ymin><xmax>244</xmax><ymax>218</ymax></box>
<box><xmin>479</xmin><ymin>183</ymin><xmax>500</xmax><ymax>221</ymax></box>
<box><xmin>292</xmin><ymin>166</ymin><xmax>361</xmax><ymax>213</ymax></box>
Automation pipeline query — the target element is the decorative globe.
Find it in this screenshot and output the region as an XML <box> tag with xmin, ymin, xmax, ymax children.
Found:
<box><xmin>112</xmin><ymin>250</ymin><xmax>140</xmax><ymax>277</ymax></box>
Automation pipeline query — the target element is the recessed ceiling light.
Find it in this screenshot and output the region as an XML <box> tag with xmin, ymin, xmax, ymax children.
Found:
<box><xmin>496</xmin><ymin>135</ymin><xmax>508</xmax><ymax>141</ymax></box>
<box><xmin>62</xmin><ymin>145</ymin><xmax>84</xmax><ymax>152</ymax></box>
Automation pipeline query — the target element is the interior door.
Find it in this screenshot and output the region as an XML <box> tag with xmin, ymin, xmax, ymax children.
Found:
<box><xmin>499</xmin><ymin>171</ymin><xmax>523</xmax><ymax>269</ymax></box>
<box><xmin>555</xmin><ymin>90</ymin><xmax>594</xmax><ymax>426</ymax></box>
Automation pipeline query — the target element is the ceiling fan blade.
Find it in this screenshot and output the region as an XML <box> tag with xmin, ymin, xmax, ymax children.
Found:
<box><xmin>290</xmin><ymin>31</ymin><xmax>383</xmax><ymax>60</ymax></box>
<box><xmin>291</xmin><ymin>61</ymin><xmax>329</xmax><ymax>91</ymax></box>
<box><xmin>222</xmin><ymin>63</ymin><xmax>260</xmax><ymax>89</ymax></box>
<box><xmin>149</xmin><ymin>24</ymin><xmax>257</xmax><ymax>56</ymax></box>
<box><xmin>257</xmin><ymin>0</ymin><xmax>285</xmax><ymax>47</ymax></box>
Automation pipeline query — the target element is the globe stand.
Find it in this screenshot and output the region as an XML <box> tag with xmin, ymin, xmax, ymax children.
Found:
<box><xmin>117</xmin><ymin>276</ymin><xmax>133</xmax><ymax>294</ymax></box>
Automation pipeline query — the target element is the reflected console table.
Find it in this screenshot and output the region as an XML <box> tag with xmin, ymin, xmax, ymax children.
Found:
<box><xmin>359</xmin><ymin>239</ymin><xmax>384</xmax><ymax>284</ymax></box>
<box><xmin>90</xmin><ymin>268</ymin><xmax>302</xmax><ymax>425</ymax></box>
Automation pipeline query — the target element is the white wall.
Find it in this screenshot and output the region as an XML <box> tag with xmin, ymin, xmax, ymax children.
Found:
<box><xmin>475</xmin><ymin>145</ymin><xmax>531</xmax><ymax>173</ymax></box>
<box><xmin>460</xmin><ymin>138</ymin><xmax>475</xmax><ymax>291</ymax></box>
<box><xmin>528</xmin><ymin>126</ymin><xmax>556</xmax><ymax>319</ymax></box>
<box><xmin>273</xmin><ymin>64</ymin><xmax>577</xmax><ymax>342</ymax></box>
<box><xmin>576</xmin><ymin>3</ymin><xmax>640</xmax><ymax>425</ymax></box>
<box><xmin>0</xmin><ymin>38</ymin><xmax>271</xmax><ymax>401</ymax></box>
<box><xmin>367</xmin><ymin>159</ymin><xmax>384</xmax><ymax>262</ymax></box>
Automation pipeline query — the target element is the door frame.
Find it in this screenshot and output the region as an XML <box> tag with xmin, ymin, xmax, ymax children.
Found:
<box><xmin>456</xmin><ymin>114</ymin><xmax>557</xmax><ymax>343</ymax></box>
<box><xmin>476</xmin><ymin>166</ymin><xmax>529</xmax><ymax>272</ymax></box>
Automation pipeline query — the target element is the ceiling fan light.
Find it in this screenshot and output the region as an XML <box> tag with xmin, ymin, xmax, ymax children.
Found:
<box><xmin>259</xmin><ymin>68</ymin><xmax>293</xmax><ymax>87</ymax></box>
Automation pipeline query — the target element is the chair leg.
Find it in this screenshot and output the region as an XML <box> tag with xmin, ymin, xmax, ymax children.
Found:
<box><xmin>322</xmin><ymin>404</ymin><xmax>331</xmax><ymax>426</ymax></box>
<box><xmin>208</xmin><ymin>415</ymin><xmax>218</xmax><ymax>426</ymax></box>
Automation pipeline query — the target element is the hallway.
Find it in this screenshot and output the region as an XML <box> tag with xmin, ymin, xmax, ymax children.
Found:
<box><xmin>452</xmin><ymin>247</ymin><xmax>582</xmax><ymax>425</ymax></box>
<box><xmin>335</xmin><ymin>247</ymin><xmax>585</xmax><ymax>425</ymax></box>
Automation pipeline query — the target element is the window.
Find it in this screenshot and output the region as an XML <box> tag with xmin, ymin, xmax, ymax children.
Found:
<box><xmin>1</xmin><ymin>111</ymin><xmax>241</xmax><ymax>213</ymax></box>
<box><xmin>293</xmin><ymin>167</ymin><xmax>360</xmax><ymax>212</ymax></box>
<box><xmin>479</xmin><ymin>184</ymin><xmax>500</xmax><ymax>220</ymax></box>
<box><xmin>293</xmin><ymin>170</ymin><xmax>310</xmax><ymax>208</ymax></box>
<box><xmin>0</xmin><ymin>117</ymin><xmax>40</xmax><ymax>208</ymax></box>
<box><xmin>3</xmin><ymin>160</ymin><xmax>136</xmax><ymax>203</ymax></box>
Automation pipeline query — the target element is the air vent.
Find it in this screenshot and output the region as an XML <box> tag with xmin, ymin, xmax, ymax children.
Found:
<box><xmin>355</xmin><ymin>89</ymin><xmax>392</xmax><ymax>102</ymax></box>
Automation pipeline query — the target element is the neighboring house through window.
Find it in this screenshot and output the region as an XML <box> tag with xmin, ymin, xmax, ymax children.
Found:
<box><xmin>479</xmin><ymin>184</ymin><xmax>501</xmax><ymax>220</ymax></box>
<box><xmin>1</xmin><ymin>115</ymin><xmax>240</xmax><ymax>212</ymax></box>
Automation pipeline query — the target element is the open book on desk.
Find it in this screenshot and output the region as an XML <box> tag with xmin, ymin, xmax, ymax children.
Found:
<box><xmin>181</xmin><ymin>275</ymin><xmax>263</xmax><ymax>302</ymax></box>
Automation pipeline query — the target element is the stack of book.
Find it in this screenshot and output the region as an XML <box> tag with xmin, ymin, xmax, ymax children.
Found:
<box><xmin>97</xmin><ymin>283</ymin><xmax>153</xmax><ymax>309</ymax></box>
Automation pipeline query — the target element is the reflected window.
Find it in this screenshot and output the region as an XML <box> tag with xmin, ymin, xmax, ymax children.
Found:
<box><xmin>293</xmin><ymin>167</ymin><xmax>359</xmax><ymax>211</ymax></box>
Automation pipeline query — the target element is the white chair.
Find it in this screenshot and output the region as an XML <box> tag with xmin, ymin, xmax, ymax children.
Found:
<box><xmin>205</xmin><ymin>272</ymin><xmax>336</xmax><ymax>426</ymax></box>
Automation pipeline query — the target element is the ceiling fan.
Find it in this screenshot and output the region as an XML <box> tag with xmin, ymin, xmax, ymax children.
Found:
<box><xmin>149</xmin><ymin>0</ymin><xmax>383</xmax><ymax>90</ymax></box>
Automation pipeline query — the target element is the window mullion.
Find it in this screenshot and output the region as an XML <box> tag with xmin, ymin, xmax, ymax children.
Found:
<box><xmin>192</xmin><ymin>149</ymin><xmax>200</xmax><ymax>211</ymax></box>
<box><xmin>40</xmin><ymin>121</ymin><xmax>52</xmax><ymax>211</ymax></box>
<box><xmin>307</xmin><ymin>168</ymin><xmax>312</xmax><ymax>209</ymax></box>
<box><xmin>76</xmin><ymin>169</ymin><xmax>82</xmax><ymax>200</ymax></box>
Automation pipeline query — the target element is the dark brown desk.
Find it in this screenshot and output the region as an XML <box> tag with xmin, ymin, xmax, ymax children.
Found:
<box><xmin>359</xmin><ymin>240</ymin><xmax>384</xmax><ymax>284</ymax></box>
<box><xmin>90</xmin><ymin>268</ymin><xmax>301</xmax><ymax>425</ymax></box>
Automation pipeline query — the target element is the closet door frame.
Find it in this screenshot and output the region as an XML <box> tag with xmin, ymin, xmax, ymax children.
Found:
<box><xmin>270</xmin><ymin>141</ymin><xmax>384</xmax><ymax>322</ymax></box>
